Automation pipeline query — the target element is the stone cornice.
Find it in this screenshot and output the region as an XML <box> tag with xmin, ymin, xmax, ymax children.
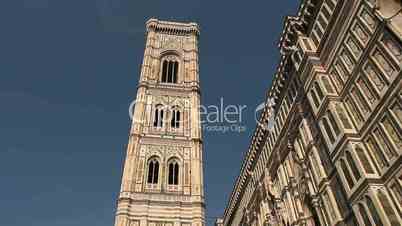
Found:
<box><xmin>137</xmin><ymin>81</ymin><xmax>201</xmax><ymax>95</ymax></box>
<box><xmin>278</xmin><ymin>0</ymin><xmax>320</xmax><ymax>53</ymax></box>
<box><xmin>118</xmin><ymin>191</ymin><xmax>205</xmax><ymax>204</ymax></box>
<box><xmin>146</xmin><ymin>18</ymin><xmax>200</xmax><ymax>37</ymax></box>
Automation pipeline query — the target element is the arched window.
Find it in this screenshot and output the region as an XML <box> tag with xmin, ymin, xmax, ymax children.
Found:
<box><xmin>168</xmin><ymin>160</ymin><xmax>179</xmax><ymax>185</ymax></box>
<box><xmin>357</xmin><ymin>203</ymin><xmax>373</xmax><ymax>226</ymax></box>
<box><xmin>153</xmin><ymin>105</ymin><xmax>164</xmax><ymax>128</ymax></box>
<box><xmin>346</xmin><ymin>152</ymin><xmax>361</xmax><ymax>181</ymax></box>
<box><xmin>171</xmin><ymin>107</ymin><xmax>181</xmax><ymax>128</ymax></box>
<box><xmin>377</xmin><ymin>190</ymin><xmax>400</xmax><ymax>226</ymax></box>
<box><xmin>161</xmin><ymin>59</ymin><xmax>178</xmax><ymax>83</ymax></box>
<box><xmin>147</xmin><ymin>158</ymin><xmax>159</xmax><ymax>184</ymax></box>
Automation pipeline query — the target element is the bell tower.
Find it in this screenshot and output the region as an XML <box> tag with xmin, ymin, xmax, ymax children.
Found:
<box><xmin>114</xmin><ymin>19</ymin><xmax>205</xmax><ymax>226</ymax></box>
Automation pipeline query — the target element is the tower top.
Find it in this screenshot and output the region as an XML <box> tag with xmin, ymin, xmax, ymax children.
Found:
<box><xmin>146</xmin><ymin>18</ymin><xmax>200</xmax><ymax>36</ymax></box>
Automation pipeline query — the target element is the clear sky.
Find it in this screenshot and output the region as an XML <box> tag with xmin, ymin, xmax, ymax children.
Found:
<box><xmin>0</xmin><ymin>1</ymin><xmax>298</xmax><ymax>225</ymax></box>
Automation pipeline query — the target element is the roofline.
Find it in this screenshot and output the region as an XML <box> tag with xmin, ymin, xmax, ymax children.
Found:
<box><xmin>146</xmin><ymin>18</ymin><xmax>200</xmax><ymax>36</ymax></box>
<box><xmin>221</xmin><ymin>0</ymin><xmax>320</xmax><ymax>223</ymax></box>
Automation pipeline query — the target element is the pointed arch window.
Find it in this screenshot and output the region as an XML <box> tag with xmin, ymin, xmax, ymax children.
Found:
<box><xmin>161</xmin><ymin>59</ymin><xmax>178</xmax><ymax>83</ymax></box>
<box><xmin>168</xmin><ymin>160</ymin><xmax>179</xmax><ymax>185</ymax></box>
<box><xmin>153</xmin><ymin>105</ymin><xmax>164</xmax><ymax>128</ymax></box>
<box><xmin>171</xmin><ymin>107</ymin><xmax>181</xmax><ymax>128</ymax></box>
<box><xmin>147</xmin><ymin>158</ymin><xmax>159</xmax><ymax>184</ymax></box>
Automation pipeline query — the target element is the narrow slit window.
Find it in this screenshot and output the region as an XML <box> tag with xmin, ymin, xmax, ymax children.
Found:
<box><xmin>162</xmin><ymin>61</ymin><xmax>168</xmax><ymax>83</ymax></box>
<box><xmin>168</xmin><ymin>61</ymin><xmax>173</xmax><ymax>83</ymax></box>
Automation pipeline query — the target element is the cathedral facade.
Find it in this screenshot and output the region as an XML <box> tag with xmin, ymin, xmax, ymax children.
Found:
<box><xmin>114</xmin><ymin>19</ymin><xmax>205</xmax><ymax>226</ymax></box>
<box><xmin>218</xmin><ymin>0</ymin><xmax>402</xmax><ymax>226</ymax></box>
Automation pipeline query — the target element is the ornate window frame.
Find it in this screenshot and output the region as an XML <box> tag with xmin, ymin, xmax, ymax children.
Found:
<box><xmin>159</xmin><ymin>52</ymin><xmax>182</xmax><ymax>84</ymax></box>
<box><xmin>153</xmin><ymin>104</ymin><xmax>166</xmax><ymax>129</ymax></box>
<box><xmin>166</xmin><ymin>157</ymin><xmax>182</xmax><ymax>192</ymax></box>
<box><xmin>146</xmin><ymin>156</ymin><xmax>161</xmax><ymax>190</ymax></box>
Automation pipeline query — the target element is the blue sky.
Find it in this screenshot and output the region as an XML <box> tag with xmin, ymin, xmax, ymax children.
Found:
<box><xmin>0</xmin><ymin>1</ymin><xmax>298</xmax><ymax>225</ymax></box>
